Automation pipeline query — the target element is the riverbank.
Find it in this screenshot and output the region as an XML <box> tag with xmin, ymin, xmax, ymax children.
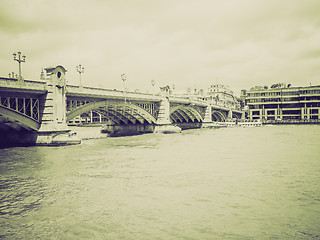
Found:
<box><xmin>262</xmin><ymin>119</ymin><xmax>320</xmax><ymax>125</ymax></box>
<box><xmin>61</xmin><ymin>120</ymin><xmax>320</xmax><ymax>142</ymax></box>
<box><xmin>68</xmin><ymin>126</ymin><xmax>108</xmax><ymax>140</ymax></box>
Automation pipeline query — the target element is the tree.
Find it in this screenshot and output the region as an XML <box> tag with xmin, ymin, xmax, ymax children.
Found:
<box><xmin>271</xmin><ymin>83</ymin><xmax>281</xmax><ymax>88</ymax></box>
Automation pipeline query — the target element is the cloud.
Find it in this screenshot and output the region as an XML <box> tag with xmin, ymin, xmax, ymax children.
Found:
<box><xmin>1</xmin><ymin>0</ymin><xmax>320</xmax><ymax>94</ymax></box>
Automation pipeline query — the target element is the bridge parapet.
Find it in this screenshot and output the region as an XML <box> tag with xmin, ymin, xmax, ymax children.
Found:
<box><xmin>66</xmin><ymin>84</ymin><xmax>162</xmax><ymax>102</ymax></box>
<box><xmin>0</xmin><ymin>77</ymin><xmax>46</xmax><ymax>94</ymax></box>
<box><xmin>169</xmin><ymin>96</ymin><xmax>208</xmax><ymax>107</ymax></box>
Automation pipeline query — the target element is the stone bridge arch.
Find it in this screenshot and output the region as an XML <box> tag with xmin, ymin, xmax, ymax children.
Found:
<box><xmin>169</xmin><ymin>105</ymin><xmax>204</xmax><ymax>123</ymax></box>
<box><xmin>212</xmin><ymin>110</ymin><xmax>227</xmax><ymax>122</ymax></box>
<box><xmin>232</xmin><ymin>112</ymin><xmax>242</xmax><ymax>119</ymax></box>
<box><xmin>66</xmin><ymin>100</ymin><xmax>157</xmax><ymax>125</ymax></box>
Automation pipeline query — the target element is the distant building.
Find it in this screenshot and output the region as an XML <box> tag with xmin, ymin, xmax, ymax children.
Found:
<box><xmin>246</xmin><ymin>85</ymin><xmax>320</xmax><ymax>121</ymax></box>
<box><xmin>207</xmin><ymin>84</ymin><xmax>241</xmax><ymax>110</ymax></box>
<box><xmin>68</xmin><ymin>110</ymin><xmax>106</xmax><ymax>125</ymax></box>
<box><xmin>175</xmin><ymin>84</ymin><xmax>241</xmax><ymax>110</ymax></box>
<box><xmin>240</xmin><ymin>89</ymin><xmax>247</xmax><ymax>108</ymax></box>
<box><xmin>174</xmin><ymin>88</ymin><xmax>207</xmax><ymax>101</ymax></box>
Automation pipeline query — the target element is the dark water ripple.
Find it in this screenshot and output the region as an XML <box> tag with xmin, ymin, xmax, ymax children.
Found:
<box><xmin>0</xmin><ymin>125</ymin><xmax>320</xmax><ymax>239</ymax></box>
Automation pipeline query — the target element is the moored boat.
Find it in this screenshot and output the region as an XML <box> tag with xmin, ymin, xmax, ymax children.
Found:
<box><xmin>217</xmin><ymin>119</ymin><xmax>262</xmax><ymax>127</ymax></box>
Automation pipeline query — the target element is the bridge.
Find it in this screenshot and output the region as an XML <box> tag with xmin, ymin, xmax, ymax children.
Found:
<box><xmin>0</xmin><ymin>65</ymin><xmax>244</xmax><ymax>146</ymax></box>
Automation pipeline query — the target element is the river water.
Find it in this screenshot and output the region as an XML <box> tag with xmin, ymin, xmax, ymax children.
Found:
<box><xmin>0</xmin><ymin>125</ymin><xmax>319</xmax><ymax>239</ymax></box>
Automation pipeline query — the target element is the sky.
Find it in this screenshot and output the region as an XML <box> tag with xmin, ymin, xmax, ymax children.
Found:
<box><xmin>1</xmin><ymin>0</ymin><xmax>320</xmax><ymax>96</ymax></box>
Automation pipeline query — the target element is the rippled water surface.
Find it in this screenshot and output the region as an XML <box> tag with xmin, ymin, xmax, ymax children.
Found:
<box><xmin>0</xmin><ymin>125</ymin><xmax>320</xmax><ymax>239</ymax></box>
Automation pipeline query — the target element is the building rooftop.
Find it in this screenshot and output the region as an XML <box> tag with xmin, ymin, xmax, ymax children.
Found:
<box><xmin>248</xmin><ymin>85</ymin><xmax>320</xmax><ymax>92</ymax></box>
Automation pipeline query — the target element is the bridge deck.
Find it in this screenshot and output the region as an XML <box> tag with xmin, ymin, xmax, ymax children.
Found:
<box><xmin>66</xmin><ymin>85</ymin><xmax>162</xmax><ymax>102</ymax></box>
<box><xmin>0</xmin><ymin>78</ymin><xmax>47</xmax><ymax>94</ymax></box>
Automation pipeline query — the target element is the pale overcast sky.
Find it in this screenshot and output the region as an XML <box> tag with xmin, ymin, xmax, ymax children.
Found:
<box><xmin>1</xmin><ymin>0</ymin><xmax>320</xmax><ymax>95</ymax></box>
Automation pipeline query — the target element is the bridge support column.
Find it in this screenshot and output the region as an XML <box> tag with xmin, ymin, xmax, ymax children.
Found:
<box><xmin>241</xmin><ymin>112</ymin><xmax>246</xmax><ymax>120</ymax></box>
<box><xmin>202</xmin><ymin>105</ymin><xmax>217</xmax><ymax>128</ymax></box>
<box><xmin>36</xmin><ymin>66</ymin><xmax>80</xmax><ymax>145</ymax></box>
<box><xmin>154</xmin><ymin>97</ymin><xmax>181</xmax><ymax>133</ymax></box>
<box><xmin>227</xmin><ymin>109</ymin><xmax>233</xmax><ymax>120</ymax></box>
<box><xmin>203</xmin><ymin>105</ymin><xmax>212</xmax><ymax>122</ymax></box>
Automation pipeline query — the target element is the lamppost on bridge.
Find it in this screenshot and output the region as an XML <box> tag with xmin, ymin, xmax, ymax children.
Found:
<box><xmin>40</xmin><ymin>68</ymin><xmax>45</xmax><ymax>80</ymax></box>
<box><xmin>76</xmin><ymin>64</ymin><xmax>84</xmax><ymax>87</ymax></box>
<box><xmin>8</xmin><ymin>72</ymin><xmax>18</xmax><ymax>79</ymax></box>
<box><xmin>121</xmin><ymin>73</ymin><xmax>127</xmax><ymax>103</ymax></box>
<box><xmin>13</xmin><ymin>51</ymin><xmax>26</xmax><ymax>81</ymax></box>
<box><xmin>151</xmin><ymin>79</ymin><xmax>155</xmax><ymax>95</ymax></box>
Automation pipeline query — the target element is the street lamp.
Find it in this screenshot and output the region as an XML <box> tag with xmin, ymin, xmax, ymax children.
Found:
<box><xmin>151</xmin><ymin>79</ymin><xmax>155</xmax><ymax>95</ymax></box>
<box><xmin>13</xmin><ymin>51</ymin><xmax>26</xmax><ymax>81</ymax></box>
<box><xmin>76</xmin><ymin>64</ymin><xmax>84</xmax><ymax>87</ymax></box>
<box><xmin>8</xmin><ymin>72</ymin><xmax>17</xmax><ymax>79</ymax></box>
<box><xmin>121</xmin><ymin>73</ymin><xmax>127</xmax><ymax>103</ymax></box>
<box><xmin>40</xmin><ymin>68</ymin><xmax>45</xmax><ymax>80</ymax></box>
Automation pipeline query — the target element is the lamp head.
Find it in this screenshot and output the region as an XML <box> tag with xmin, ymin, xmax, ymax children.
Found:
<box><xmin>121</xmin><ymin>74</ymin><xmax>126</xmax><ymax>81</ymax></box>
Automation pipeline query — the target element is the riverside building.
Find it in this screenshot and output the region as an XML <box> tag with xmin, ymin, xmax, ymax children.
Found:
<box><xmin>175</xmin><ymin>84</ymin><xmax>241</xmax><ymax>110</ymax></box>
<box><xmin>207</xmin><ymin>84</ymin><xmax>241</xmax><ymax>110</ymax></box>
<box><xmin>245</xmin><ymin>85</ymin><xmax>320</xmax><ymax>122</ymax></box>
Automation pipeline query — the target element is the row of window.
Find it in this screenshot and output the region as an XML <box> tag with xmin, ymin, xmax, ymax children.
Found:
<box><xmin>249</xmin><ymin>103</ymin><xmax>320</xmax><ymax>109</ymax></box>
<box><xmin>247</xmin><ymin>96</ymin><xmax>320</xmax><ymax>103</ymax></box>
<box><xmin>248</xmin><ymin>98</ymin><xmax>298</xmax><ymax>103</ymax></box>
<box><xmin>248</xmin><ymin>89</ymin><xmax>320</xmax><ymax>97</ymax></box>
<box><xmin>248</xmin><ymin>92</ymin><xmax>281</xmax><ymax>97</ymax></box>
<box><xmin>300</xmin><ymin>90</ymin><xmax>320</xmax><ymax>94</ymax></box>
<box><xmin>250</xmin><ymin>109</ymin><xmax>319</xmax><ymax>115</ymax></box>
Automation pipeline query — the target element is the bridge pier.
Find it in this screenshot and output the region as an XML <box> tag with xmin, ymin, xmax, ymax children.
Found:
<box><xmin>101</xmin><ymin>121</ymin><xmax>154</xmax><ymax>137</ymax></box>
<box><xmin>0</xmin><ymin>129</ymin><xmax>37</xmax><ymax>148</ymax></box>
<box><xmin>228</xmin><ymin>109</ymin><xmax>233</xmax><ymax>120</ymax></box>
<box><xmin>201</xmin><ymin>104</ymin><xmax>217</xmax><ymax>128</ymax></box>
<box><xmin>36</xmin><ymin>66</ymin><xmax>80</xmax><ymax>145</ymax></box>
<box><xmin>154</xmin><ymin>97</ymin><xmax>181</xmax><ymax>133</ymax></box>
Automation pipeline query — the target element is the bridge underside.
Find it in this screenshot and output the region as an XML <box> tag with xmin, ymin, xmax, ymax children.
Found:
<box><xmin>212</xmin><ymin>110</ymin><xmax>227</xmax><ymax>122</ymax></box>
<box><xmin>232</xmin><ymin>112</ymin><xmax>242</xmax><ymax>119</ymax></box>
<box><xmin>66</xmin><ymin>99</ymin><xmax>158</xmax><ymax>125</ymax></box>
<box><xmin>0</xmin><ymin>108</ymin><xmax>40</xmax><ymax>131</ymax></box>
<box><xmin>0</xmin><ymin>107</ymin><xmax>40</xmax><ymax>148</ymax></box>
<box><xmin>67</xmin><ymin>99</ymin><xmax>238</xmax><ymax>126</ymax></box>
<box><xmin>84</xmin><ymin>105</ymin><xmax>154</xmax><ymax>125</ymax></box>
<box><xmin>0</xmin><ymin>96</ymin><xmax>41</xmax><ymax>131</ymax></box>
<box><xmin>170</xmin><ymin>105</ymin><xmax>204</xmax><ymax>123</ymax></box>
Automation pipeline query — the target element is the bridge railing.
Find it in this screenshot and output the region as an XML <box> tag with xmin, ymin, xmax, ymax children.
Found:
<box><xmin>0</xmin><ymin>77</ymin><xmax>47</xmax><ymax>93</ymax></box>
<box><xmin>66</xmin><ymin>84</ymin><xmax>163</xmax><ymax>102</ymax></box>
<box><xmin>66</xmin><ymin>85</ymin><xmax>240</xmax><ymax>111</ymax></box>
<box><xmin>169</xmin><ymin>96</ymin><xmax>208</xmax><ymax>106</ymax></box>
